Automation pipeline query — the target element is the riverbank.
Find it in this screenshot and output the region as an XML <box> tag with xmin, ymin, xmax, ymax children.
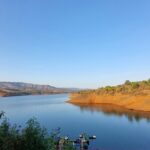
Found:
<box><xmin>0</xmin><ymin>91</ymin><xmax>69</xmax><ymax>97</ymax></box>
<box><xmin>69</xmin><ymin>93</ymin><xmax>150</xmax><ymax>112</ymax></box>
<box><xmin>0</xmin><ymin>91</ymin><xmax>7</xmax><ymax>97</ymax></box>
<box><xmin>68</xmin><ymin>79</ymin><xmax>150</xmax><ymax>112</ymax></box>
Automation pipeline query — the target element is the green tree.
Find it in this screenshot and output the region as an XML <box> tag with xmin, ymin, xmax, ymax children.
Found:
<box><xmin>125</xmin><ymin>80</ymin><xmax>131</xmax><ymax>85</ymax></box>
<box><xmin>131</xmin><ymin>82</ymin><xmax>139</xmax><ymax>89</ymax></box>
<box><xmin>21</xmin><ymin>118</ymin><xmax>49</xmax><ymax>150</ymax></box>
<box><xmin>0</xmin><ymin>117</ymin><xmax>22</xmax><ymax>150</ymax></box>
<box><xmin>0</xmin><ymin>112</ymin><xmax>75</xmax><ymax>150</ymax></box>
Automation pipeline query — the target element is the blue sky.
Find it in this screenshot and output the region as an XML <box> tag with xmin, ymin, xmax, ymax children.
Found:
<box><xmin>0</xmin><ymin>0</ymin><xmax>150</xmax><ymax>88</ymax></box>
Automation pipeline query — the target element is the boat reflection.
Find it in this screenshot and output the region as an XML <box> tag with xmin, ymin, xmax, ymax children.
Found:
<box><xmin>72</xmin><ymin>103</ymin><xmax>150</xmax><ymax>122</ymax></box>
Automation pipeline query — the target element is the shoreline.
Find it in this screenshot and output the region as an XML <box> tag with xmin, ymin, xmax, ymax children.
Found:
<box><xmin>68</xmin><ymin>93</ymin><xmax>150</xmax><ymax>112</ymax></box>
<box><xmin>0</xmin><ymin>92</ymin><xmax>70</xmax><ymax>98</ymax></box>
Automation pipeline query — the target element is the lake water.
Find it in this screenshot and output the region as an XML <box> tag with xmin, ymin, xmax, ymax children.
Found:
<box><xmin>0</xmin><ymin>94</ymin><xmax>150</xmax><ymax>150</ymax></box>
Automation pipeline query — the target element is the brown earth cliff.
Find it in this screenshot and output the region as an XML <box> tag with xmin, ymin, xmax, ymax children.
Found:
<box><xmin>69</xmin><ymin>79</ymin><xmax>150</xmax><ymax>112</ymax></box>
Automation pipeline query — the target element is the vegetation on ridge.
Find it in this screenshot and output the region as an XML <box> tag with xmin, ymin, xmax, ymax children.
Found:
<box><xmin>77</xmin><ymin>79</ymin><xmax>150</xmax><ymax>95</ymax></box>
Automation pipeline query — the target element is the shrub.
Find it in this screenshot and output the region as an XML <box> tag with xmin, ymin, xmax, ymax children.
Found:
<box><xmin>0</xmin><ymin>117</ymin><xmax>22</xmax><ymax>150</ymax></box>
<box><xmin>131</xmin><ymin>82</ymin><xmax>139</xmax><ymax>89</ymax></box>
<box><xmin>0</xmin><ymin>112</ymin><xmax>74</xmax><ymax>150</ymax></box>
<box><xmin>125</xmin><ymin>80</ymin><xmax>131</xmax><ymax>85</ymax></box>
<box><xmin>21</xmin><ymin>118</ymin><xmax>49</xmax><ymax>150</ymax></box>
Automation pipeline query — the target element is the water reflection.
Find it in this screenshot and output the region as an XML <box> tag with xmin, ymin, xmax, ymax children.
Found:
<box><xmin>72</xmin><ymin>103</ymin><xmax>150</xmax><ymax>122</ymax></box>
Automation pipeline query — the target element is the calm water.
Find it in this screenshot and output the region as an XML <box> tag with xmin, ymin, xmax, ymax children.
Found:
<box><xmin>0</xmin><ymin>94</ymin><xmax>150</xmax><ymax>150</ymax></box>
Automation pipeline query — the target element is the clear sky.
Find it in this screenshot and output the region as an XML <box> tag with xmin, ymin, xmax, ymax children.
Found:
<box><xmin>0</xmin><ymin>0</ymin><xmax>150</xmax><ymax>88</ymax></box>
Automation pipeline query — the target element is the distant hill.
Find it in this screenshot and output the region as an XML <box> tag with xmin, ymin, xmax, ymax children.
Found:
<box><xmin>0</xmin><ymin>82</ymin><xmax>80</xmax><ymax>97</ymax></box>
<box><xmin>0</xmin><ymin>82</ymin><xmax>56</xmax><ymax>90</ymax></box>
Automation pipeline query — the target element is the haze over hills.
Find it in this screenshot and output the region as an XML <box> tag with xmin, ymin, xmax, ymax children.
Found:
<box><xmin>0</xmin><ymin>82</ymin><xmax>80</xmax><ymax>97</ymax></box>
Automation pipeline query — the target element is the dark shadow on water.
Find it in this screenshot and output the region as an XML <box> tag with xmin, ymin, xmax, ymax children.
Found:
<box><xmin>71</xmin><ymin>103</ymin><xmax>150</xmax><ymax>123</ymax></box>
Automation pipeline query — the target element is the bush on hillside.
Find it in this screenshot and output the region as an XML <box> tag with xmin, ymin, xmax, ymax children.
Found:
<box><xmin>77</xmin><ymin>79</ymin><xmax>150</xmax><ymax>95</ymax></box>
<box><xmin>125</xmin><ymin>80</ymin><xmax>131</xmax><ymax>85</ymax></box>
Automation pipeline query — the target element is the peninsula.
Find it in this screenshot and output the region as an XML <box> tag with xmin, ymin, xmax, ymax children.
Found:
<box><xmin>69</xmin><ymin>79</ymin><xmax>150</xmax><ymax>112</ymax></box>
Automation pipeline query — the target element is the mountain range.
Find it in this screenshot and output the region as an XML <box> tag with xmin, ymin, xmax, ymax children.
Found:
<box><xmin>0</xmin><ymin>82</ymin><xmax>80</xmax><ymax>97</ymax></box>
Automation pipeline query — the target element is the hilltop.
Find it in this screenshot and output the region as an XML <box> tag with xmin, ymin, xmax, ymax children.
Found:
<box><xmin>69</xmin><ymin>79</ymin><xmax>150</xmax><ymax>112</ymax></box>
<box><xmin>0</xmin><ymin>82</ymin><xmax>79</xmax><ymax>97</ymax></box>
